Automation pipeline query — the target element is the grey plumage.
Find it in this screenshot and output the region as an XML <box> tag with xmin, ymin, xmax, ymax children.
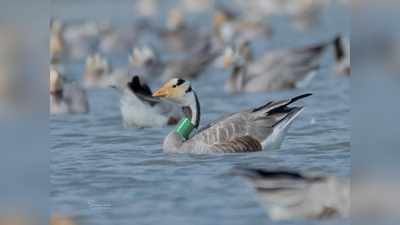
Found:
<box><xmin>163</xmin><ymin>93</ymin><xmax>311</xmax><ymax>153</ymax></box>
<box><xmin>234</xmin><ymin>168</ymin><xmax>350</xmax><ymax>220</ymax></box>
<box><xmin>226</xmin><ymin>39</ymin><xmax>334</xmax><ymax>93</ymax></box>
<box><xmin>162</xmin><ymin>40</ymin><xmax>220</xmax><ymax>81</ymax></box>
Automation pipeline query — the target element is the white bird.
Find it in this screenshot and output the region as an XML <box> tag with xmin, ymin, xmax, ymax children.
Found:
<box><xmin>50</xmin><ymin>68</ymin><xmax>89</xmax><ymax>115</ymax></box>
<box><xmin>234</xmin><ymin>168</ymin><xmax>350</xmax><ymax>220</ymax></box>
<box><xmin>153</xmin><ymin>78</ymin><xmax>311</xmax><ymax>154</ymax></box>
<box><xmin>110</xmin><ymin>75</ymin><xmax>183</xmax><ymax>128</ymax></box>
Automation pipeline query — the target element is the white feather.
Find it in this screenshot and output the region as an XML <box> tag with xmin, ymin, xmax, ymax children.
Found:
<box><xmin>262</xmin><ymin>108</ymin><xmax>303</xmax><ymax>149</ymax></box>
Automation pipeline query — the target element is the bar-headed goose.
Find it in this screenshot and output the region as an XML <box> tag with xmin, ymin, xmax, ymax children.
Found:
<box><xmin>128</xmin><ymin>45</ymin><xmax>164</xmax><ymax>80</ymax></box>
<box><xmin>213</xmin><ymin>8</ymin><xmax>273</xmax><ymax>44</ymax></box>
<box><xmin>215</xmin><ymin>39</ymin><xmax>253</xmax><ymax>68</ymax></box>
<box><xmin>153</xmin><ymin>78</ymin><xmax>311</xmax><ymax>154</ymax></box>
<box><xmin>83</xmin><ymin>54</ymin><xmax>112</xmax><ymax>88</ymax></box>
<box><xmin>111</xmin><ymin>75</ymin><xmax>183</xmax><ymax>128</ymax></box>
<box><xmin>223</xmin><ymin>38</ymin><xmax>338</xmax><ymax>93</ymax></box>
<box><xmin>50</xmin><ymin>68</ymin><xmax>89</xmax><ymax>115</ymax></box>
<box><xmin>234</xmin><ymin>168</ymin><xmax>349</xmax><ymax>220</ymax></box>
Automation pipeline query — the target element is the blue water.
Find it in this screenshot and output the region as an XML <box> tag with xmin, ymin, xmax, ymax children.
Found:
<box><xmin>50</xmin><ymin>1</ymin><xmax>350</xmax><ymax>225</ymax></box>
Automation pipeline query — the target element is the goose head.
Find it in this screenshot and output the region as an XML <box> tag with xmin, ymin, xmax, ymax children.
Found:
<box><xmin>152</xmin><ymin>78</ymin><xmax>193</xmax><ymax>105</ymax></box>
<box><xmin>84</xmin><ymin>54</ymin><xmax>111</xmax><ymax>84</ymax></box>
<box><xmin>49</xmin><ymin>68</ymin><xmax>63</xmax><ymax>94</ymax></box>
<box><xmin>50</xmin><ymin>19</ymin><xmax>64</xmax><ymax>35</ymax></box>
<box><xmin>213</xmin><ymin>11</ymin><xmax>228</xmax><ymax>32</ymax></box>
<box><xmin>223</xmin><ymin>46</ymin><xmax>246</xmax><ymax>69</ymax></box>
<box><xmin>213</xmin><ymin>8</ymin><xmax>237</xmax><ymax>31</ymax></box>
<box><xmin>129</xmin><ymin>45</ymin><xmax>157</xmax><ymax>67</ymax></box>
<box><xmin>223</xmin><ymin>39</ymin><xmax>252</xmax><ymax>68</ymax></box>
<box><xmin>153</xmin><ymin>78</ymin><xmax>200</xmax><ymax>128</ymax></box>
<box><xmin>167</xmin><ymin>8</ymin><xmax>185</xmax><ymax>30</ymax></box>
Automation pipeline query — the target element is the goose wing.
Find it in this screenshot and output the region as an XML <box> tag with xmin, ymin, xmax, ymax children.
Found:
<box><xmin>127</xmin><ymin>76</ymin><xmax>161</xmax><ymax>106</ymax></box>
<box><xmin>190</xmin><ymin>94</ymin><xmax>311</xmax><ymax>151</ymax></box>
<box><xmin>210</xmin><ymin>136</ymin><xmax>262</xmax><ymax>153</ymax></box>
<box><xmin>164</xmin><ymin>40</ymin><xmax>218</xmax><ymax>80</ymax></box>
<box><xmin>249</xmin><ymin>42</ymin><xmax>328</xmax><ymax>77</ymax></box>
<box><xmin>245</xmin><ymin>64</ymin><xmax>320</xmax><ymax>91</ymax></box>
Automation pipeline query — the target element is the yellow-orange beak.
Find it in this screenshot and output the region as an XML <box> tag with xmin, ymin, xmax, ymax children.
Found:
<box><xmin>152</xmin><ymin>86</ymin><xmax>169</xmax><ymax>97</ymax></box>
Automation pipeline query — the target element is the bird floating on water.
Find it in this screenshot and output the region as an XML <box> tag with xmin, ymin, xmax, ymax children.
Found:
<box><xmin>110</xmin><ymin>75</ymin><xmax>183</xmax><ymax>128</ymax></box>
<box><xmin>223</xmin><ymin>36</ymin><xmax>344</xmax><ymax>93</ymax></box>
<box><xmin>153</xmin><ymin>78</ymin><xmax>311</xmax><ymax>154</ymax></box>
<box><xmin>234</xmin><ymin>168</ymin><xmax>349</xmax><ymax>220</ymax></box>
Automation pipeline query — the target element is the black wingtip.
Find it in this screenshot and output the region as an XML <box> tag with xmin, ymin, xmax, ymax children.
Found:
<box><xmin>333</xmin><ymin>34</ymin><xmax>346</xmax><ymax>62</ymax></box>
<box><xmin>333</xmin><ymin>34</ymin><xmax>341</xmax><ymax>44</ymax></box>
<box><xmin>232</xmin><ymin>167</ymin><xmax>307</xmax><ymax>180</ymax></box>
<box><xmin>289</xmin><ymin>93</ymin><xmax>312</xmax><ymax>104</ymax></box>
<box><xmin>127</xmin><ymin>75</ymin><xmax>152</xmax><ymax>96</ymax></box>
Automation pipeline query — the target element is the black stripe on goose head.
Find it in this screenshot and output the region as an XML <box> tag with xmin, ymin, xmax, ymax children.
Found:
<box><xmin>176</xmin><ymin>78</ymin><xmax>185</xmax><ymax>86</ymax></box>
<box><xmin>128</xmin><ymin>75</ymin><xmax>152</xmax><ymax>97</ymax></box>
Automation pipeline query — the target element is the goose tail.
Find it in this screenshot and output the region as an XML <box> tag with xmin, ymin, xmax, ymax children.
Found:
<box><xmin>251</xmin><ymin>93</ymin><xmax>312</xmax><ymax>149</ymax></box>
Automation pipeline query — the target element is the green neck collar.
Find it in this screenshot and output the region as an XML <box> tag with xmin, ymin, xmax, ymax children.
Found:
<box><xmin>175</xmin><ymin>117</ymin><xmax>195</xmax><ymax>140</ymax></box>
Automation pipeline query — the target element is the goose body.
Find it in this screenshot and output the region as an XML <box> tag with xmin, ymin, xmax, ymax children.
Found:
<box><xmin>153</xmin><ymin>78</ymin><xmax>311</xmax><ymax>154</ymax></box>
<box><xmin>50</xmin><ymin>68</ymin><xmax>89</xmax><ymax>115</ymax></box>
<box><xmin>235</xmin><ymin>168</ymin><xmax>349</xmax><ymax>220</ymax></box>
<box><xmin>114</xmin><ymin>76</ymin><xmax>182</xmax><ymax>128</ymax></box>
<box><xmin>223</xmin><ymin>38</ymin><xmax>335</xmax><ymax>93</ymax></box>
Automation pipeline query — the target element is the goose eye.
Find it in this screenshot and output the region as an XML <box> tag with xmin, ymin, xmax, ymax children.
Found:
<box><xmin>172</xmin><ymin>84</ymin><xmax>177</xmax><ymax>88</ymax></box>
